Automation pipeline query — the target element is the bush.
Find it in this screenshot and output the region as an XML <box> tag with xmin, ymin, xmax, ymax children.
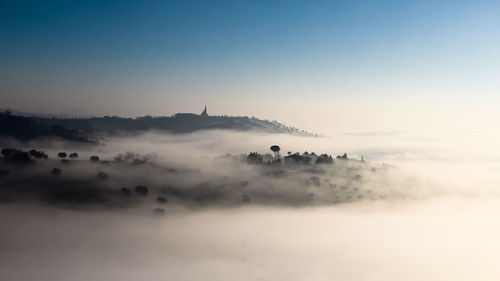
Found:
<box><xmin>121</xmin><ymin>188</ymin><xmax>131</xmax><ymax>196</ymax></box>
<box><xmin>157</xmin><ymin>196</ymin><xmax>168</xmax><ymax>204</ymax></box>
<box><xmin>135</xmin><ymin>185</ymin><xmax>148</xmax><ymax>195</ymax></box>
<box><xmin>97</xmin><ymin>171</ymin><xmax>109</xmax><ymax>180</ymax></box>
<box><xmin>30</xmin><ymin>149</ymin><xmax>48</xmax><ymax>159</ymax></box>
<box><xmin>153</xmin><ymin>208</ymin><xmax>165</xmax><ymax>215</ymax></box>
<box><xmin>51</xmin><ymin>168</ymin><xmax>62</xmax><ymax>175</ymax></box>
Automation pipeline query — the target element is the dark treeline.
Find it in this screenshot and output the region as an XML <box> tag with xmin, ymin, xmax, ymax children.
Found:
<box><xmin>0</xmin><ymin>109</ymin><xmax>316</xmax><ymax>141</ymax></box>
<box><xmin>33</xmin><ymin>114</ymin><xmax>315</xmax><ymax>135</ymax></box>
<box><xmin>0</xmin><ymin>143</ymin><xmax>402</xmax><ymax>212</ymax></box>
<box><xmin>0</xmin><ymin>111</ymin><xmax>91</xmax><ymax>142</ymax></box>
<box><xmin>247</xmin><ymin>145</ymin><xmax>339</xmax><ymax>166</ymax></box>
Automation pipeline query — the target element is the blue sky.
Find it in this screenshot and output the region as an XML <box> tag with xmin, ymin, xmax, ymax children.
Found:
<box><xmin>1</xmin><ymin>0</ymin><xmax>499</xmax><ymax>118</ymax></box>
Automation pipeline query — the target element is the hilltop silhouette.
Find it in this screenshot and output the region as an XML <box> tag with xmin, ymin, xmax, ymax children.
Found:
<box><xmin>0</xmin><ymin>107</ymin><xmax>316</xmax><ymax>141</ymax></box>
<box><xmin>0</xmin><ymin>111</ymin><xmax>91</xmax><ymax>142</ymax></box>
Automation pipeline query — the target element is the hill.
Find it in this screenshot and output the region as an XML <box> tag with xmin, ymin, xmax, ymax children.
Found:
<box><xmin>0</xmin><ymin>112</ymin><xmax>91</xmax><ymax>142</ymax></box>
<box><xmin>0</xmin><ymin>108</ymin><xmax>315</xmax><ymax>141</ymax></box>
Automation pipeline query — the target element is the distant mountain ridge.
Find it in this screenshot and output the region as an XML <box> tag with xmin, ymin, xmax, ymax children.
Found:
<box><xmin>0</xmin><ymin>107</ymin><xmax>316</xmax><ymax>141</ymax></box>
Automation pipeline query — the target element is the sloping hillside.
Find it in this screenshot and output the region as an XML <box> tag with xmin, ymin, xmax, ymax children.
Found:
<box><xmin>0</xmin><ymin>110</ymin><xmax>316</xmax><ymax>141</ymax></box>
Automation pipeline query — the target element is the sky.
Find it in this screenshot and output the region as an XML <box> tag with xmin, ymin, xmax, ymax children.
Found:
<box><xmin>1</xmin><ymin>0</ymin><xmax>499</xmax><ymax>130</ymax></box>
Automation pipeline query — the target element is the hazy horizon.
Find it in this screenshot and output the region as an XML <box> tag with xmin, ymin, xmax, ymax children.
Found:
<box><xmin>2</xmin><ymin>1</ymin><xmax>499</xmax><ymax>125</ymax></box>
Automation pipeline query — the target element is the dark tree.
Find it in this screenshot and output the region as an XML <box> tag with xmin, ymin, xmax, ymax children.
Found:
<box><xmin>157</xmin><ymin>196</ymin><xmax>168</xmax><ymax>204</ymax></box>
<box><xmin>90</xmin><ymin>156</ymin><xmax>100</xmax><ymax>162</ymax></box>
<box><xmin>96</xmin><ymin>171</ymin><xmax>109</xmax><ymax>180</ymax></box>
<box><xmin>153</xmin><ymin>208</ymin><xmax>165</xmax><ymax>215</ymax></box>
<box><xmin>69</xmin><ymin>153</ymin><xmax>78</xmax><ymax>158</ymax></box>
<box><xmin>270</xmin><ymin>145</ymin><xmax>281</xmax><ymax>160</ymax></box>
<box><xmin>284</xmin><ymin>153</ymin><xmax>312</xmax><ymax>164</ymax></box>
<box><xmin>246</xmin><ymin>152</ymin><xmax>263</xmax><ymax>164</ymax></box>
<box><xmin>57</xmin><ymin>152</ymin><xmax>67</xmax><ymax>159</ymax></box>
<box><xmin>241</xmin><ymin>194</ymin><xmax>251</xmax><ymax>203</ymax></box>
<box><xmin>30</xmin><ymin>149</ymin><xmax>48</xmax><ymax>159</ymax></box>
<box><xmin>51</xmin><ymin>168</ymin><xmax>62</xmax><ymax>175</ymax></box>
<box><xmin>316</xmin><ymin>154</ymin><xmax>334</xmax><ymax>164</ymax></box>
<box><xmin>336</xmin><ymin>153</ymin><xmax>348</xmax><ymax>160</ymax></box>
<box><xmin>1</xmin><ymin>148</ymin><xmax>21</xmax><ymax>158</ymax></box>
<box><xmin>121</xmin><ymin>188</ymin><xmax>131</xmax><ymax>196</ymax></box>
<box><xmin>135</xmin><ymin>185</ymin><xmax>148</xmax><ymax>195</ymax></box>
<box><xmin>1</xmin><ymin>149</ymin><xmax>33</xmax><ymax>164</ymax></box>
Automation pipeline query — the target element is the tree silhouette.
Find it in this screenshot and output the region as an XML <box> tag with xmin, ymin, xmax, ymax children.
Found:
<box><xmin>121</xmin><ymin>187</ymin><xmax>131</xmax><ymax>196</ymax></box>
<box><xmin>1</xmin><ymin>148</ymin><xmax>33</xmax><ymax>164</ymax></box>
<box><xmin>153</xmin><ymin>208</ymin><xmax>165</xmax><ymax>215</ymax></box>
<box><xmin>51</xmin><ymin>168</ymin><xmax>62</xmax><ymax>175</ymax></box>
<box><xmin>316</xmin><ymin>154</ymin><xmax>334</xmax><ymax>164</ymax></box>
<box><xmin>135</xmin><ymin>185</ymin><xmax>148</xmax><ymax>195</ymax></box>
<box><xmin>247</xmin><ymin>152</ymin><xmax>263</xmax><ymax>164</ymax></box>
<box><xmin>30</xmin><ymin>149</ymin><xmax>48</xmax><ymax>159</ymax></box>
<box><xmin>284</xmin><ymin>153</ymin><xmax>312</xmax><ymax>164</ymax></box>
<box><xmin>157</xmin><ymin>196</ymin><xmax>168</xmax><ymax>204</ymax></box>
<box><xmin>57</xmin><ymin>152</ymin><xmax>67</xmax><ymax>159</ymax></box>
<box><xmin>241</xmin><ymin>194</ymin><xmax>250</xmax><ymax>203</ymax></box>
<box><xmin>270</xmin><ymin>145</ymin><xmax>281</xmax><ymax>160</ymax></box>
<box><xmin>97</xmin><ymin>171</ymin><xmax>109</xmax><ymax>180</ymax></box>
<box><xmin>336</xmin><ymin>153</ymin><xmax>348</xmax><ymax>160</ymax></box>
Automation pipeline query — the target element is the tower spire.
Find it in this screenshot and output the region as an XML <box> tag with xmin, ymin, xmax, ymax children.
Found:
<box><xmin>200</xmin><ymin>105</ymin><xmax>208</xmax><ymax>117</ymax></box>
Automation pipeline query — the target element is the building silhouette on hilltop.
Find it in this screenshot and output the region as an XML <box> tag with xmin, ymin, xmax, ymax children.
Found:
<box><xmin>200</xmin><ymin>105</ymin><xmax>208</xmax><ymax>117</ymax></box>
<box><xmin>1</xmin><ymin>105</ymin><xmax>315</xmax><ymax>138</ymax></box>
<box><xmin>174</xmin><ymin>105</ymin><xmax>209</xmax><ymax>118</ymax></box>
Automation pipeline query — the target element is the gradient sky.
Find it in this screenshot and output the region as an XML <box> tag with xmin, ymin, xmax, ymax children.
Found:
<box><xmin>1</xmin><ymin>0</ymin><xmax>499</xmax><ymax>125</ymax></box>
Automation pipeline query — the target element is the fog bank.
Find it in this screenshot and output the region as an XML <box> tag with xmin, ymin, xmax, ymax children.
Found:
<box><xmin>2</xmin><ymin>198</ymin><xmax>500</xmax><ymax>281</ymax></box>
<box><xmin>1</xmin><ymin>128</ymin><xmax>500</xmax><ymax>281</ymax></box>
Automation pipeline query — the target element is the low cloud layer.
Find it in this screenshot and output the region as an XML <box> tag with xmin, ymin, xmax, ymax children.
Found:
<box><xmin>2</xmin><ymin>198</ymin><xmax>500</xmax><ymax>281</ymax></box>
<box><xmin>1</xmin><ymin>129</ymin><xmax>498</xmax><ymax>281</ymax></box>
<box><xmin>0</xmin><ymin>131</ymin><xmax>440</xmax><ymax>211</ymax></box>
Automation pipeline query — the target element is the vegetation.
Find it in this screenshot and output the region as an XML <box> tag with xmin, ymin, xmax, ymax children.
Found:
<box><xmin>0</xmin><ymin>111</ymin><xmax>91</xmax><ymax>142</ymax></box>
<box><xmin>247</xmin><ymin>150</ymin><xmax>336</xmax><ymax>166</ymax></box>
<box><xmin>0</xmin><ymin>144</ymin><xmax>414</xmax><ymax>212</ymax></box>
<box><xmin>0</xmin><ymin>109</ymin><xmax>316</xmax><ymax>142</ymax></box>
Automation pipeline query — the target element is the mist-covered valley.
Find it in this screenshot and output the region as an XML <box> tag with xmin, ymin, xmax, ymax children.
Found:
<box><xmin>2</xmin><ymin>128</ymin><xmax>500</xmax><ymax>280</ymax></box>
<box><xmin>0</xmin><ymin>130</ymin><xmax>439</xmax><ymax>211</ymax></box>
